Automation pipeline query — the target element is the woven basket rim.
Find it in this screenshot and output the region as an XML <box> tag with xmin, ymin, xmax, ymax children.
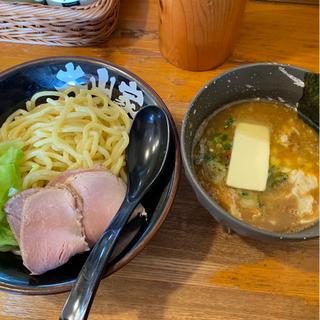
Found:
<box><xmin>0</xmin><ymin>0</ymin><xmax>117</xmax><ymax>15</ymax></box>
<box><xmin>0</xmin><ymin>0</ymin><xmax>119</xmax><ymax>46</ymax></box>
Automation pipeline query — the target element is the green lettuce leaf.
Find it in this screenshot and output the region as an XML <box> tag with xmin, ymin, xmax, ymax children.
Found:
<box><xmin>0</xmin><ymin>140</ymin><xmax>23</xmax><ymax>156</ymax></box>
<box><xmin>0</xmin><ymin>141</ymin><xmax>24</xmax><ymax>252</ymax></box>
<box><xmin>0</xmin><ymin>219</ymin><xmax>19</xmax><ymax>252</ymax></box>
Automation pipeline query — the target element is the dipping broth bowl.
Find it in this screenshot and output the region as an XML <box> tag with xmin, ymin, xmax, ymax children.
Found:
<box><xmin>181</xmin><ymin>63</ymin><xmax>319</xmax><ymax>241</ymax></box>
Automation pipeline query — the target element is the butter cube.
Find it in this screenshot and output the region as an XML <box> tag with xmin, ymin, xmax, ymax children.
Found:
<box><xmin>226</xmin><ymin>122</ymin><xmax>270</xmax><ymax>191</ymax></box>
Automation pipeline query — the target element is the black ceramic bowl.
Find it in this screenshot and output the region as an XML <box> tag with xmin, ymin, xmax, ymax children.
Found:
<box><xmin>0</xmin><ymin>57</ymin><xmax>181</xmax><ymax>294</ymax></box>
<box><xmin>181</xmin><ymin>63</ymin><xmax>319</xmax><ymax>241</ymax></box>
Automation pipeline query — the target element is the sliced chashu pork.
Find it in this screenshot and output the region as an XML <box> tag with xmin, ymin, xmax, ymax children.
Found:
<box><xmin>47</xmin><ymin>166</ymin><xmax>106</xmax><ymax>187</ymax></box>
<box><xmin>52</xmin><ymin>170</ymin><xmax>146</xmax><ymax>247</ymax></box>
<box><xmin>5</xmin><ymin>168</ymin><xmax>145</xmax><ymax>274</ymax></box>
<box><xmin>5</xmin><ymin>187</ymin><xmax>89</xmax><ymax>275</ymax></box>
<box><xmin>4</xmin><ymin>188</ymin><xmax>40</xmax><ymax>242</ymax></box>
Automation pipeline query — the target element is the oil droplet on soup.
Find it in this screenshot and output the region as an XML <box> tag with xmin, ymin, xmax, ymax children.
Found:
<box><xmin>193</xmin><ymin>100</ymin><xmax>319</xmax><ymax>233</ymax></box>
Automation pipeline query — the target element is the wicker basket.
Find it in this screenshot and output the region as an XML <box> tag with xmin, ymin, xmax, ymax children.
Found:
<box><xmin>0</xmin><ymin>0</ymin><xmax>120</xmax><ymax>46</ymax></box>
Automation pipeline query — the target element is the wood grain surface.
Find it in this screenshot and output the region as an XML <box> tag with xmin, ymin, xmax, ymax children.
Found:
<box><xmin>0</xmin><ymin>0</ymin><xmax>319</xmax><ymax>319</ymax></box>
<box><xmin>263</xmin><ymin>0</ymin><xmax>318</xmax><ymax>4</ymax></box>
<box><xmin>159</xmin><ymin>0</ymin><xmax>247</xmax><ymax>70</ymax></box>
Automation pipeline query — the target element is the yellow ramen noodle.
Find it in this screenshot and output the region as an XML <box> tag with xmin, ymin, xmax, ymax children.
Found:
<box><xmin>0</xmin><ymin>87</ymin><xmax>131</xmax><ymax>189</ymax></box>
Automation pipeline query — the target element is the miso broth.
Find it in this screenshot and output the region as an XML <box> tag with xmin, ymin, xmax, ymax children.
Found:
<box><xmin>193</xmin><ymin>100</ymin><xmax>319</xmax><ymax>233</ymax></box>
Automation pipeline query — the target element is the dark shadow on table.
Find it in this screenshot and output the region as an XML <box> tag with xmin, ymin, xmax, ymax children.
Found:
<box><xmin>96</xmin><ymin>0</ymin><xmax>156</xmax><ymax>51</ymax></box>
<box><xmin>46</xmin><ymin>172</ymin><xmax>217</xmax><ymax>320</ymax></box>
<box><xmin>243</xmin><ymin>235</ymin><xmax>319</xmax><ymax>273</ymax></box>
<box><xmin>91</xmin><ymin>172</ymin><xmax>217</xmax><ymax>319</ymax></box>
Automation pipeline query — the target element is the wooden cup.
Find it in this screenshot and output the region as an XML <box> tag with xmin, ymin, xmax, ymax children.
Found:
<box><xmin>158</xmin><ymin>0</ymin><xmax>247</xmax><ymax>71</ymax></box>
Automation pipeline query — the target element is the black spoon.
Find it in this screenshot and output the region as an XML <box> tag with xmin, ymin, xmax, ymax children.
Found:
<box><xmin>60</xmin><ymin>105</ymin><xmax>170</xmax><ymax>320</ymax></box>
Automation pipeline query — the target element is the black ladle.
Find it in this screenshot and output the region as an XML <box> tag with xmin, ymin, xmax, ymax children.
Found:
<box><xmin>60</xmin><ymin>105</ymin><xmax>170</xmax><ymax>320</ymax></box>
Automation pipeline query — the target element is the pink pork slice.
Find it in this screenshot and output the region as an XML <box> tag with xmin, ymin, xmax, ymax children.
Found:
<box><xmin>20</xmin><ymin>187</ymin><xmax>89</xmax><ymax>275</ymax></box>
<box><xmin>4</xmin><ymin>188</ymin><xmax>41</xmax><ymax>242</ymax></box>
<box><xmin>47</xmin><ymin>166</ymin><xmax>106</xmax><ymax>186</ymax></box>
<box><xmin>64</xmin><ymin>171</ymin><xmax>145</xmax><ymax>247</ymax></box>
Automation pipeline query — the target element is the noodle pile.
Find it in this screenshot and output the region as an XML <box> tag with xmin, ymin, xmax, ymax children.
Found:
<box><xmin>0</xmin><ymin>87</ymin><xmax>131</xmax><ymax>189</ymax></box>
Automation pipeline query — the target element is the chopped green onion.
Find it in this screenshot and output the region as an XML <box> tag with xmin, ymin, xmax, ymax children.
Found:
<box><xmin>268</xmin><ymin>165</ymin><xmax>289</xmax><ymax>188</ymax></box>
<box><xmin>223</xmin><ymin>142</ymin><xmax>232</xmax><ymax>150</ymax></box>
<box><xmin>224</xmin><ymin>116</ymin><xmax>234</xmax><ymax>129</ymax></box>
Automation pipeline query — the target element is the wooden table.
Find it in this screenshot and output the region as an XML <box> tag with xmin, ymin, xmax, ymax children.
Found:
<box><xmin>0</xmin><ymin>0</ymin><xmax>318</xmax><ymax>319</ymax></box>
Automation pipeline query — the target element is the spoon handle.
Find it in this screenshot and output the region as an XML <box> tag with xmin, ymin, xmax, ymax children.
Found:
<box><xmin>60</xmin><ymin>198</ymin><xmax>137</xmax><ymax>320</ymax></box>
